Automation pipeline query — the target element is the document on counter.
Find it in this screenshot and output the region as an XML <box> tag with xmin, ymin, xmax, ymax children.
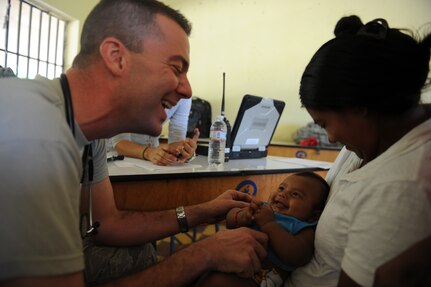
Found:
<box><xmin>113</xmin><ymin>157</ymin><xmax>202</xmax><ymax>171</ymax></box>
<box><xmin>270</xmin><ymin>157</ymin><xmax>333</xmax><ymax>170</ymax></box>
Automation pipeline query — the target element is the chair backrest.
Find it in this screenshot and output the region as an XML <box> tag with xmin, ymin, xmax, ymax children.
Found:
<box><xmin>0</xmin><ymin>66</ymin><xmax>16</xmax><ymax>78</ymax></box>
<box><xmin>187</xmin><ymin>97</ymin><xmax>212</xmax><ymax>138</ymax></box>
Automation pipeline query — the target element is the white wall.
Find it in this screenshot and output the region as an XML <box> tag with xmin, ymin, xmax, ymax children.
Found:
<box><xmin>163</xmin><ymin>0</ymin><xmax>431</xmax><ymax>142</ymax></box>
<box><xmin>38</xmin><ymin>0</ymin><xmax>431</xmax><ymax>142</ymax></box>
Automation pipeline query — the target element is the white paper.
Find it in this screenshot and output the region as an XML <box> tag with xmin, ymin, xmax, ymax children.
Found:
<box><xmin>114</xmin><ymin>157</ymin><xmax>202</xmax><ymax>171</ymax></box>
<box><xmin>270</xmin><ymin>157</ymin><xmax>333</xmax><ymax>170</ymax></box>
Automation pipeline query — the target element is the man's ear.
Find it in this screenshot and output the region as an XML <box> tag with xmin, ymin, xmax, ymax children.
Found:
<box><xmin>99</xmin><ymin>37</ymin><xmax>129</xmax><ymax>76</ymax></box>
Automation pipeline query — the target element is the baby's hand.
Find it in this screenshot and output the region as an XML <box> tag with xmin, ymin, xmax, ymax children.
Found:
<box><xmin>235</xmin><ymin>200</ymin><xmax>265</xmax><ymax>226</ymax></box>
<box><xmin>234</xmin><ymin>205</ymin><xmax>254</xmax><ymax>226</ymax></box>
<box><xmin>254</xmin><ymin>204</ymin><xmax>275</xmax><ymax>228</ymax></box>
<box><xmin>248</xmin><ymin>200</ymin><xmax>262</xmax><ymax>215</ymax></box>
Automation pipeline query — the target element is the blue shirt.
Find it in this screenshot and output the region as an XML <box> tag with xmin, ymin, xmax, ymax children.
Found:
<box><xmin>256</xmin><ymin>203</ymin><xmax>317</xmax><ymax>271</ymax></box>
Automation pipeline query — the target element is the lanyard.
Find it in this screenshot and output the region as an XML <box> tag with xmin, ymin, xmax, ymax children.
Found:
<box><xmin>60</xmin><ymin>74</ymin><xmax>99</xmax><ymax>238</ymax></box>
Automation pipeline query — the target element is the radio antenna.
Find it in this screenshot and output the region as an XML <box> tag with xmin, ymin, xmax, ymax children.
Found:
<box><xmin>221</xmin><ymin>72</ymin><xmax>226</xmax><ymax>116</ymax></box>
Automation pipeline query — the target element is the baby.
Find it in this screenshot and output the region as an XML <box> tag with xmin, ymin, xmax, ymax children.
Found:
<box><xmin>200</xmin><ymin>171</ymin><xmax>329</xmax><ymax>287</ymax></box>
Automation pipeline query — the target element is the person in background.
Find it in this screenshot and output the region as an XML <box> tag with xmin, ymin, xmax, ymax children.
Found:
<box><xmin>198</xmin><ymin>171</ymin><xmax>329</xmax><ymax>287</ymax></box>
<box><xmin>284</xmin><ymin>15</ymin><xmax>431</xmax><ymax>287</ymax></box>
<box><xmin>0</xmin><ymin>65</ymin><xmax>16</xmax><ymax>78</ymax></box>
<box><xmin>0</xmin><ymin>1</ymin><xmax>267</xmax><ymax>287</ymax></box>
<box><xmin>111</xmin><ymin>97</ymin><xmax>200</xmax><ymax>166</ymax></box>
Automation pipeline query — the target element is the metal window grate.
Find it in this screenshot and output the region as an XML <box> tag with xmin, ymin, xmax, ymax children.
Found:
<box><xmin>0</xmin><ymin>0</ymin><xmax>66</xmax><ymax>79</ymax></box>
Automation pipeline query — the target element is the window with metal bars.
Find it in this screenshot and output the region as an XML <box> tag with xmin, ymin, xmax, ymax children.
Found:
<box><xmin>0</xmin><ymin>0</ymin><xmax>66</xmax><ymax>79</ymax></box>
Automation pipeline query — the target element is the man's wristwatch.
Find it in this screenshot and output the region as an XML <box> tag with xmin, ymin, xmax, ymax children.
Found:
<box><xmin>175</xmin><ymin>206</ymin><xmax>189</xmax><ymax>233</ymax></box>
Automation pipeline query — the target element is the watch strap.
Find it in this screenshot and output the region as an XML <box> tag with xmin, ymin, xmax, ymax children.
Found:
<box><xmin>175</xmin><ymin>206</ymin><xmax>189</xmax><ymax>233</ymax></box>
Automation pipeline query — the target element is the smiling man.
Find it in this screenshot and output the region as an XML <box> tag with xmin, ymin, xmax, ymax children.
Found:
<box><xmin>0</xmin><ymin>1</ymin><xmax>268</xmax><ymax>287</ymax></box>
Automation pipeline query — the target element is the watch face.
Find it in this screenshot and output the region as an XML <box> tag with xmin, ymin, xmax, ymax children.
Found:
<box><xmin>177</xmin><ymin>207</ymin><xmax>186</xmax><ymax>218</ymax></box>
<box><xmin>176</xmin><ymin>206</ymin><xmax>188</xmax><ymax>232</ymax></box>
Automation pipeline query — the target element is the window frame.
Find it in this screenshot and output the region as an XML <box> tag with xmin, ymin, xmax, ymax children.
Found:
<box><xmin>0</xmin><ymin>0</ymin><xmax>67</xmax><ymax>79</ymax></box>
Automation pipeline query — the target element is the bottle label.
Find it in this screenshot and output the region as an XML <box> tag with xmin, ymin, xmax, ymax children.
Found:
<box><xmin>210</xmin><ymin>130</ymin><xmax>227</xmax><ymax>141</ymax></box>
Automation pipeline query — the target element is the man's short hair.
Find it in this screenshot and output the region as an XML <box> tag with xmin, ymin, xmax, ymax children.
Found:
<box><xmin>73</xmin><ymin>0</ymin><xmax>192</xmax><ymax>68</ymax></box>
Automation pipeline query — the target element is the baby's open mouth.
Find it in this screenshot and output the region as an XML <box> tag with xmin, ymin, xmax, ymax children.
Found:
<box><xmin>274</xmin><ymin>201</ymin><xmax>288</xmax><ymax>210</ymax></box>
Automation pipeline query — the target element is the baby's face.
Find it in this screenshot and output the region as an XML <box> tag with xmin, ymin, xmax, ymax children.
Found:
<box><xmin>268</xmin><ymin>174</ymin><xmax>324</xmax><ymax>222</ymax></box>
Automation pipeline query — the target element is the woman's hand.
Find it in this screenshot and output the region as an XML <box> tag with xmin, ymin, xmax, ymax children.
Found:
<box><xmin>168</xmin><ymin>128</ymin><xmax>200</xmax><ymax>164</ymax></box>
<box><xmin>147</xmin><ymin>128</ymin><xmax>200</xmax><ymax>166</ymax></box>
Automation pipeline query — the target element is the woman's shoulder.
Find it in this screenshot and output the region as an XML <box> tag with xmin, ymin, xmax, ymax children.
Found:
<box><xmin>325</xmin><ymin>147</ymin><xmax>360</xmax><ymax>184</ymax></box>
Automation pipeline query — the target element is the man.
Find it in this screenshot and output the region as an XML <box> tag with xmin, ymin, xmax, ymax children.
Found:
<box><xmin>0</xmin><ymin>0</ymin><xmax>267</xmax><ymax>286</ymax></box>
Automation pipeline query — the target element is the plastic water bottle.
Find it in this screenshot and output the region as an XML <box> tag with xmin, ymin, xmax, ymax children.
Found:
<box><xmin>208</xmin><ymin>115</ymin><xmax>227</xmax><ymax>166</ymax></box>
<box><xmin>223</xmin><ymin>117</ymin><xmax>231</xmax><ymax>162</ymax></box>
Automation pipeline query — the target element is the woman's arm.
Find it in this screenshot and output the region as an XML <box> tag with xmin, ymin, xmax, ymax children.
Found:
<box><xmin>114</xmin><ymin>139</ymin><xmax>148</xmax><ymax>159</ymax></box>
<box><xmin>167</xmin><ymin>98</ymin><xmax>192</xmax><ymax>143</ymax></box>
<box><xmin>373</xmin><ymin>235</ymin><xmax>431</xmax><ymax>287</ymax></box>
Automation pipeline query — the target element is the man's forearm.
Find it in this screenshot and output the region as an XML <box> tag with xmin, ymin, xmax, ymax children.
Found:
<box><xmin>94</xmin><ymin>203</ymin><xmax>213</xmax><ymax>246</ymax></box>
<box><xmin>100</xmin><ymin>227</ymin><xmax>268</xmax><ymax>287</ymax></box>
<box><xmin>92</xmin><ymin>187</ymin><xmax>252</xmax><ymax>248</ymax></box>
<box><xmin>94</xmin><ymin>209</ymin><xmax>180</xmax><ymax>246</ymax></box>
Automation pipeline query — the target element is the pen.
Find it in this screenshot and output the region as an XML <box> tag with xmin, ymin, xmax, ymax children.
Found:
<box><xmin>107</xmin><ymin>155</ymin><xmax>125</xmax><ymax>162</ymax></box>
<box><xmin>177</xmin><ymin>152</ymin><xmax>183</xmax><ymax>160</ymax></box>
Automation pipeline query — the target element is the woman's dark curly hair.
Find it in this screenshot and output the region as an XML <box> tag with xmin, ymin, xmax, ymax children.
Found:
<box><xmin>300</xmin><ymin>15</ymin><xmax>431</xmax><ymax>114</ymax></box>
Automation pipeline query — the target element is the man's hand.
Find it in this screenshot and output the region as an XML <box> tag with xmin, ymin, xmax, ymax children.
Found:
<box><xmin>195</xmin><ymin>227</ymin><xmax>268</xmax><ymax>278</ymax></box>
<box><xmin>200</xmin><ymin>190</ymin><xmax>253</xmax><ymax>224</ymax></box>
